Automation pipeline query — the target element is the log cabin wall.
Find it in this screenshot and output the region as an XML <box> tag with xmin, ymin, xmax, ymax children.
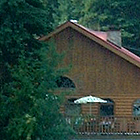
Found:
<box><xmin>47</xmin><ymin>27</ymin><xmax>140</xmax><ymax>117</ymax></box>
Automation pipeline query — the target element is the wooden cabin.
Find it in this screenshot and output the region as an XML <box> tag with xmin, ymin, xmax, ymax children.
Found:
<box><xmin>40</xmin><ymin>21</ymin><xmax>140</xmax><ymax>134</ymax></box>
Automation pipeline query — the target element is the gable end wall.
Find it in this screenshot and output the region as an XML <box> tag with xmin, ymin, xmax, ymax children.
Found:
<box><xmin>49</xmin><ymin>27</ymin><xmax>140</xmax><ymax>116</ymax></box>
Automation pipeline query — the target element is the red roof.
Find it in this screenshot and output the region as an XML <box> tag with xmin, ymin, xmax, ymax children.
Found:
<box><xmin>75</xmin><ymin>23</ymin><xmax>108</xmax><ymax>41</ymax></box>
<box><xmin>91</xmin><ymin>31</ymin><xmax>107</xmax><ymax>41</ymax></box>
<box><xmin>75</xmin><ymin>22</ymin><xmax>140</xmax><ymax>65</ymax></box>
<box><xmin>40</xmin><ymin>21</ymin><xmax>140</xmax><ymax>68</ymax></box>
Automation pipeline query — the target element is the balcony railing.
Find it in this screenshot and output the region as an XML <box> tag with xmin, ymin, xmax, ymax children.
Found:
<box><xmin>65</xmin><ymin>115</ymin><xmax>140</xmax><ymax>135</ymax></box>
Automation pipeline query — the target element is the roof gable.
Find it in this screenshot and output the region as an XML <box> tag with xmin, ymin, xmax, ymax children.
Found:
<box><xmin>40</xmin><ymin>21</ymin><xmax>140</xmax><ymax>68</ymax></box>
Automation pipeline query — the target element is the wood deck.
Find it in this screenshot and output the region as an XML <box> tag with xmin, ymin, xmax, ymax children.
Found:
<box><xmin>65</xmin><ymin>115</ymin><xmax>140</xmax><ymax>135</ymax></box>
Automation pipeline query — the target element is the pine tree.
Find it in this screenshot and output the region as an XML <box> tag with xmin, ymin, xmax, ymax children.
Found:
<box><xmin>54</xmin><ymin>0</ymin><xmax>84</xmax><ymax>26</ymax></box>
<box><xmin>0</xmin><ymin>0</ymin><xmax>73</xmax><ymax>139</ymax></box>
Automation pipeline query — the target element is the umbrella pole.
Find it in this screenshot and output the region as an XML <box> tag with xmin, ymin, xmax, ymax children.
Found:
<box><xmin>90</xmin><ymin>102</ymin><xmax>91</xmax><ymax>115</ymax></box>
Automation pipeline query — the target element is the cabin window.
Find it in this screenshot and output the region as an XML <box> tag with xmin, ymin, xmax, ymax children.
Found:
<box><xmin>133</xmin><ymin>99</ymin><xmax>140</xmax><ymax>116</ymax></box>
<box><xmin>56</xmin><ymin>76</ymin><xmax>76</xmax><ymax>88</ymax></box>
<box><xmin>65</xmin><ymin>98</ymin><xmax>81</xmax><ymax>115</ymax></box>
<box><xmin>100</xmin><ymin>99</ymin><xmax>114</xmax><ymax>116</ymax></box>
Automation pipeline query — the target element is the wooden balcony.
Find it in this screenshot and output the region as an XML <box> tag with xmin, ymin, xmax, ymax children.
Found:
<box><xmin>65</xmin><ymin>115</ymin><xmax>140</xmax><ymax>135</ymax></box>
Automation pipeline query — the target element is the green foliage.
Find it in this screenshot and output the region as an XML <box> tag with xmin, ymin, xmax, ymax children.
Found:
<box><xmin>0</xmin><ymin>46</ymin><xmax>73</xmax><ymax>139</ymax></box>
<box><xmin>0</xmin><ymin>0</ymin><xmax>74</xmax><ymax>139</ymax></box>
<box><xmin>0</xmin><ymin>0</ymin><xmax>55</xmax><ymax>86</ymax></box>
<box><xmin>54</xmin><ymin>0</ymin><xmax>83</xmax><ymax>26</ymax></box>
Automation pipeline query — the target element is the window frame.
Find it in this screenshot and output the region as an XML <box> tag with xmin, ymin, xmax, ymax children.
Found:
<box><xmin>99</xmin><ymin>98</ymin><xmax>114</xmax><ymax>117</ymax></box>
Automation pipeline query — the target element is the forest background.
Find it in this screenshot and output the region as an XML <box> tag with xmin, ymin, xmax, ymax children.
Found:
<box><xmin>0</xmin><ymin>0</ymin><xmax>140</xmax><ymax>140</ymax></box>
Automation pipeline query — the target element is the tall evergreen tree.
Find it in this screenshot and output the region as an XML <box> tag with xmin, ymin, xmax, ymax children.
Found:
<box><xmin>0</xmin><ymin>0</ymin><xmax>73</xmax><ymax>139</ymax></box>
<box><xmin>54</xmin><ymin>0</ymin><xmax>83</xmax><ymax>26</ymax></box>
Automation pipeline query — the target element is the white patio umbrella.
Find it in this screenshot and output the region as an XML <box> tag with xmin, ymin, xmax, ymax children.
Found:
<box><xmin>74</xmin><ymin>95</ymin><xmax>107</xmax><ymax>115</ymax></box>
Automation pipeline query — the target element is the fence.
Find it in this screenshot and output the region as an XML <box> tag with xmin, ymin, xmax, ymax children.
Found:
<box><xmin>65</xmin><ymin>115</ymin><xmax>140</xmax><ymax>135</ymax></box>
